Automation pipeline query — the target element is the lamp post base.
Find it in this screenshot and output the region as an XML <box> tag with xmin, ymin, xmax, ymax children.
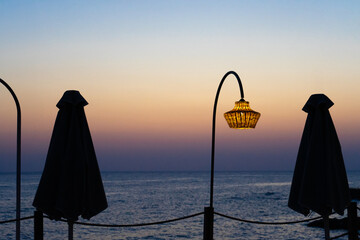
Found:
<box><xmin>203</xmin><ymin>206</ymin><xmax>214</xmax><ymax>240</ymax></box>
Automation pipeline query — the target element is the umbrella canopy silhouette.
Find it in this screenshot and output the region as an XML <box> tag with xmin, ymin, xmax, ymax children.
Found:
<box><xmin>288</xmin><ymin>94</ymin><xmax>350</xmax><ymax>239</ymax></box>
<box><xmin>33</xmin><ymin>90</ymin><xmax>107</xmax><ymax>221</ymax></box>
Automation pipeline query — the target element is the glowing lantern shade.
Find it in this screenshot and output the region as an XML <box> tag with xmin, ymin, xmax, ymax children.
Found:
<box><xmin>224</xmin><ymin>99</ymin><xmax>260</xmax><ymax>129</ymax></box>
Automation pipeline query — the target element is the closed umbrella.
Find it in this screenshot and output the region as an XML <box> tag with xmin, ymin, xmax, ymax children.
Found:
<box><xmin>33</xmin><ymin>90</ymin><xmax>108</xmax><ymax>237</ymax></box>
<box><xmin>288</xmin><ymin>94</ymin><xmax>350</xmax><ymax>239</ymax></box>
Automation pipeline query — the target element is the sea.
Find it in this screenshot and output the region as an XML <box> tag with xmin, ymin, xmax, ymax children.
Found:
<box><xmin>1</xmin><ymin>171</ymin><xmax>359</xmax><ymax>240</ymax></box>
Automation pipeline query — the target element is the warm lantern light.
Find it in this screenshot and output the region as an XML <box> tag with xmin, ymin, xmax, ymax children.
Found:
<box><xmin>224</xmin><ymin>99</ymin><xmax>260</xmax><ymax>129</ymax></box>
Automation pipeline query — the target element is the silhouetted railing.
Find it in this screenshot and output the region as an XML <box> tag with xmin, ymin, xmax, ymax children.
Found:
<box><xmin>46</xmin><ymin>211</ymin><xmax>204</xmax><ymax>228</ymax></box>
<box><xmin>0</xmin><ymin>216</ymin><xmax>34</xmax><ymax>224</ymax></box>
<box><xmin>214</xmin><ymin>211</ymin><xmax>323</xmax><ymax>225</ymax></box>
<box><xmin>34</xmin><ymin>211</ymin><xmax>204</xmax><ymax>240</ymax></box>
<box><xmin>1</xmin><ymin>203</ymin><xmax>359</xmax><ymax>240</ymax></box>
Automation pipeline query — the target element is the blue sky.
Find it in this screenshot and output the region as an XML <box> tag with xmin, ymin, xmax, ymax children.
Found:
<box><xmin>1</xmin><ymin>1</ymin><xmax>359</xmax><ymax>172</ymax></box>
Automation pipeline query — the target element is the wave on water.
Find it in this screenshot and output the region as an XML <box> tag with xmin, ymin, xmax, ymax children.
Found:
<box><xmin>251</xmin><ymin>182</ymin><xmax>291</xmax><ymax>187</ymax></box>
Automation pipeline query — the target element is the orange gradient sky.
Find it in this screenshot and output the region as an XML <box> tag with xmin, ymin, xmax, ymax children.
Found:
<box><xmin>0</xmin><ymin>1</ymin><xmax>359</xmax><ymax>172</ymax></box>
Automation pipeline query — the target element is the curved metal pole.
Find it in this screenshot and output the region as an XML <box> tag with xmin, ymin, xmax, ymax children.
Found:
<box><xmin>210</xmin><ymin>71</ymin><xmax>243</xmax><ymax>208</ymax></box>
<box><xmin>0</xmin><ymin>78</ymin><xmax>21</xmax><ymax>240</ymax></box>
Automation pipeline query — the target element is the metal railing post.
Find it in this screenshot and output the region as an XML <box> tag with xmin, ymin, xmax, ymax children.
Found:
<box><xmin>348</xmin><ymin>202</ymin><xmax>358</xmax><ymax>240</ymax></box>
<box><xmin>203</xmin><ymin>207</ymin><xmax>214</xmax><ymax>240</ymax></box>
<box><xmin>68</xmin><ymin>221</ymin><xmax>74</xmax><ymax>240</ymax></box>
<box><xmin>34</xmin><ymin>211</ymin><xmax>43</xmax><ymax>240</ymax></box>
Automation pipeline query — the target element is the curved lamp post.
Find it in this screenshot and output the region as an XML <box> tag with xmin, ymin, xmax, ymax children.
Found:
<box><xmin>0</xmin><ymin>79</ymin><xmax>21</xmax><ymax>240</ymax></box>
<box><xmin>203</xmin><ymin>71</ymin><xmax>260</xmax><ymax>240</ymax></box>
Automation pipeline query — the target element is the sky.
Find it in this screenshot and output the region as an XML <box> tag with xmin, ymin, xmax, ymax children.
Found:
<box><xmin>0</xmin><ymin>1</ymin><xmax>359</xmax><ymax>172</ymax></box>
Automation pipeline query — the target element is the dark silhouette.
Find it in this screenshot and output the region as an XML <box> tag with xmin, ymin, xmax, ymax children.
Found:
<box><xmin>307</xmin><ymin>189</ymin><xmax>360</xmax><ymax>230</ymax></box>
<box><xmin>349</xmin><ymin>188</ymin><xmax>360</xmax><ymax>200</ymax></box>
<box><xmin>288</xmin><ymin>94</ymin><xmax>350</xmax><ymax>239</ymax></box>
<box><xmin>0</xmin><ymin>78</ymin><xmax>21</xmax><ymax>240</ymax></box>
<box><xmin>33</xmin><ymin>90</ymin><xmax>107</xmax><ymax>222</ymax></box>
<box><xmin>308</xmin><ymin>217</ymin><xmax>352</xmax><ymax>230</ymax></box>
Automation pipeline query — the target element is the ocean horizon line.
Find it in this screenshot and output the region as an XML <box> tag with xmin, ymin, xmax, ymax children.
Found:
<box><xmin>2</xmin><ymin>169</ymin><xmax>360</xmax><ymax>174</ymax></box>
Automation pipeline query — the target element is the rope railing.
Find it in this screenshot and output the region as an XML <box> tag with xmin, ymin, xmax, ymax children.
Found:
<box><xmin>214</xmin><ymin>211</ymin><xmax>323</xmax><ymax>225</ymax></box>
<box><xmin>330</xmin><ymin>232</ymin><xmax>348</xmax><ymax>240</ymax></box>
<box><xmin>214</xmin><ymin>212</ymin><xmax>353</xmax><ymax>240</ymax></box>
<box><xmin>0</xmin><ymin>211</ymin><xmax>340</xmax><ymax>227</ymax></box>
<box><xmin>1</xmin><ymin>207</ymin><xmax>358</xmax><ymax>240</ymax></box>
<box><xmin>0</xmin><ymin>215</ymin><xmax>34</xmax><ymax>224</ymax></box>
<box><xmin>44</xmin><ymin>212</ymin><xmax>204</xmax><ymax>228</ymax></box>
<box><xmin>0</xmin><ymin>212</ymin><xmax>328</xmax><ymax>227</ymax></box>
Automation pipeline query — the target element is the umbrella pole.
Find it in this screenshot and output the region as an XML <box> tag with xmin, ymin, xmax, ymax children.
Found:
<box><xmin>323</xmin><ymin>214</ymin><xmax>330</xmax><ymax>240</ymax></box>
<box><xmin>68</xmin><ymin>221</ymin><xmax>73</xmax><ymax>240</ymax></box>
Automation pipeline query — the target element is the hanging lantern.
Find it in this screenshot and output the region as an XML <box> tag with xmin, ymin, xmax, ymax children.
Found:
<box><xmin>224</xmin><ymin>99</ymin><xmax>260</xmax><ymax>129</ymax></box>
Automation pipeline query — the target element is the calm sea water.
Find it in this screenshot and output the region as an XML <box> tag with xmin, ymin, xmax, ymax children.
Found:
<box><xmin>1</xmin><ymin>171</ymin><xmax>359</xmax><ymax>239</ymax></box>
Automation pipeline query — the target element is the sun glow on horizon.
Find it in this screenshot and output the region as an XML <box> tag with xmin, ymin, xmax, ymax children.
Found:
<box><xmin>0</xmin><ymin>1</ymin><xmax>359</xmax><ymax>172</ymax></box>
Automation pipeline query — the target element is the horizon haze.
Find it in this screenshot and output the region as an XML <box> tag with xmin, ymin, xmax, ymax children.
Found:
<box><xmin>1</xmin><ymin>1</ymin><xmax>359</xmax><ymax>172</ymax></box>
